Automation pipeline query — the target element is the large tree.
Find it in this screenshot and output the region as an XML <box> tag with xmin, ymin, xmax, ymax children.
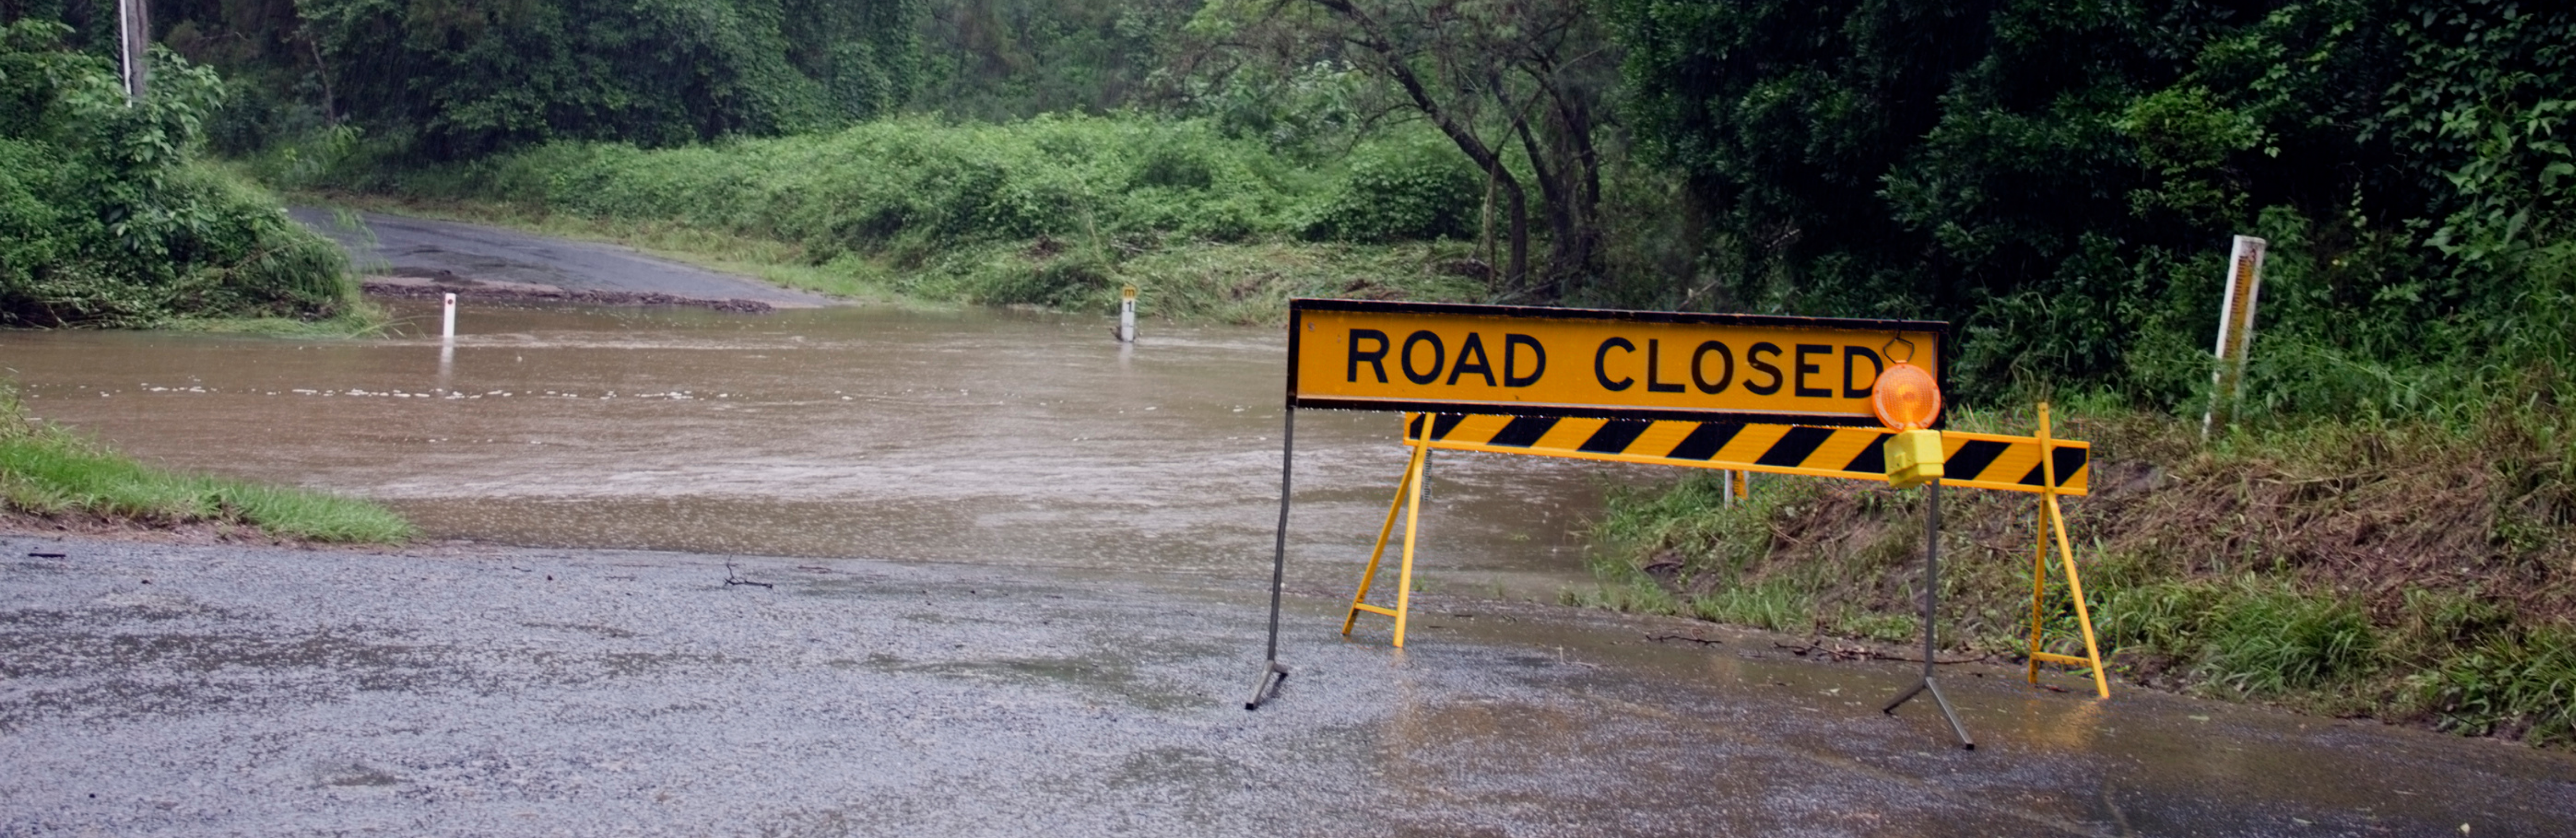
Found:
<box><xmin>1185</xmin><ymin>0</ymin><xmax>1618</xmax><ymax>299</ymax></box>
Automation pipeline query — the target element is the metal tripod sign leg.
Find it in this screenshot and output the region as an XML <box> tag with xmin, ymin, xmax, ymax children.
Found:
<box><xmin>1881</xmin><ymin>479</ymin><xmax>1974</xmax><ymax>749</ymax></box>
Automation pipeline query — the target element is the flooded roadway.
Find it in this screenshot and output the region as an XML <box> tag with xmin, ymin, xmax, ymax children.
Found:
<box><xmin>2</xmin><ymin>299</ymin><xmax>1625</xmax><ymax>598</ymax></box>
<box><xmin>5</xmin><ymin>276</ymin><xmax>2573</xmax><ymax>833</ymax></box>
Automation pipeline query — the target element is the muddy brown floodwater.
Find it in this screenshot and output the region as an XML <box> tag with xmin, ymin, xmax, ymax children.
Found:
<box><xmin>2</xmin><ymin>299</ymin><xmax>1644</xmax><ymax>599</ymax></box>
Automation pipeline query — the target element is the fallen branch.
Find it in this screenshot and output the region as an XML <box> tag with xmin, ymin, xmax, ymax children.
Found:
<box><xmin>723</xmin><ymin>561</ymin><xmax>773</xmax><ymax>589</ymax></box>
<box><xmin>1645</xmin><ymin>633</ymin><xmax>1722</xmax><ymax>645</ymax></box>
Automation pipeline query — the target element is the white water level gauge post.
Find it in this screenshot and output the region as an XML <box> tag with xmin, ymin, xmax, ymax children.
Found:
<box><xmin>1119</xmin><ymin>284</ymin><xmax>1138</xmax><ymax>343</ymax></box>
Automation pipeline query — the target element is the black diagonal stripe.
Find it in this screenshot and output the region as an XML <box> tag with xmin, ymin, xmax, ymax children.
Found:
<box><xmin>2016</xmin><ymin>445</ymin><xmax>2091</xmax><ymax>487</ymax></box>
<box><xmin>1945</xmin><ymin>439</ymin><xmax>2009</xmax><ymax>481</ymax></box>
<box><xmin>1578</xmin><ymin>419</ymin><xmax>1653</xmax><ymax>454</ymax></box>
<box><xmin>2017</xmin><ymin>462</ymin><xmax>2048</xmax><ymax>487</ymax></box>
<box><xmin>1664</xmin><ymin>422</ymin><xmax>1744</xmax><ymax>461</ymax></box>
<box><xmin>1755</xmin><ymin>427</ymin><xmax>1836</xmax><ymax>468</ymax></box>
<box><xmin>1841</xmin><ymin>432</ymin><xmax>1894</xmax><ymax>474</ymax></box>
<box><xmin>1487</xmin><ymin>416</ymin><xmax>1561</xmax><ymax>447</ymax></box>
<box><xmin>1408</xmin><ymin>413</ymin><xmax>1427</xmax><ymax>439</ymax></box>
<box><xmin>1430</xmin><ymin>413</ymin><xmax>1470</xmax><ymax>440</ymax></box>
<box><xmin>2053</xmin><ymin>445</ymin><xmax>2088</xmax><ymax>486</ymax></box>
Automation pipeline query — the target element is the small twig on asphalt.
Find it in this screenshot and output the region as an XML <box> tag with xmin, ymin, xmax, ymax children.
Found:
<box><xmin>27</xmin><ymin>552</ymin><xmax>66</xmax><ymax>558</ymax></box>
<box><xmin>723</xmin><ymin>561</ymin><xmax>773</xmax><ymax>589</ymax></box>
<box><xmin>1646</xmin><ymin>633</ymin><xmax>1722</xmax><ymax>645</ymax></box>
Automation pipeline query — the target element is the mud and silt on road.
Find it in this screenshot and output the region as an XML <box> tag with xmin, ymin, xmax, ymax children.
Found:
<box><xmin>6</xmin><ymin>535</ymin><xmax>2571</xmax><ymax>836</ymax></box>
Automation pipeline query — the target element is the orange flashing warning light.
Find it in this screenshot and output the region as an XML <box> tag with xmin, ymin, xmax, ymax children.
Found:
<box><xmin>1876</xmin><ymin>362</ymin><xmax>1945</xmax><ymax>489</ymax></box>
<box><xmin>1871</xmin><ymin>363</ymin><xmax>1942</xmax><ymax>431</ymax></box>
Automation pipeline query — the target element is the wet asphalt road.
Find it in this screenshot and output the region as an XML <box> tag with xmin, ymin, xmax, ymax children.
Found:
<box><xmin>6</xmin><ymin>533</ymin><xmax>2572</xmax><ymax>836</ymax></box>
<box><xmin>287</xmin><ymin>208</ymin><xmax>837</xmax><ymax>309</ymax></box>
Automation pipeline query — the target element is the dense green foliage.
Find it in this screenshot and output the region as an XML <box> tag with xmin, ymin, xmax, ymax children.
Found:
<box><xmin>428</xmin><ymin>117</ymin><xmax>1311</xmax><ymax>246</ymax></box>
<box><xmin>0</xmin><ymin>20</ymin><xmax>348</xmax><ymax>326</ymax></box>
<box><xmin>324</xmin><ymin>115</ymin><xmax>1493</xmax><ymax>314</ymax></box>
<box><xmin>111</xmin><ymin>0</ymin><xmax>925</xmax><ymax>161</ymax></box>
<box><xmin>303</xmin><ymin>0</ymin><xmax>920</xmax><ymax>159</ymax></box>
<box><xmin>0</xmin><ymin>380</ymin><xmax>416</xmax><ymax>542</ymax></box>
<box><xmin>1616</xmin><ymin>0</ymin><xmax>2576</xmax><ymax>411</ymax></box>
<box><xmin>366</xmin><ymin>114</ymin><xmax>1510</xmax><ymax>253</ymax></box>
<box><xmin>913</xmin><ymin>0</ymin><xmax>1200</xmax><ymax>120</ymax></box>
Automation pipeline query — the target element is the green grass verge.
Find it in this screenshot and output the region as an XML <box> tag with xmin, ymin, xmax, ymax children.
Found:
<box><xmin>0</xmin><ymin>381</ymin><xmax>414</xmax><ymax>544</ymax></box>
<box><xmin>1578</xmin><ymin>399</ymin><xmax>2576</xmax><ymax>747</ymax></box>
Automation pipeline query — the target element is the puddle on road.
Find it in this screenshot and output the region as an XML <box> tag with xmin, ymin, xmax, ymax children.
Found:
<box><xmin>2</xmin><ymin>299</ymin><xmax>1660</xmax><ymax>597</ymax></box>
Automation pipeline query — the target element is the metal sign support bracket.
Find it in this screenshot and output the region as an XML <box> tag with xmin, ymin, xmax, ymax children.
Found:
<box><xmin>1880</xmin><ymin>479</ymin><xmax>1974</xmax><ymax>748</ymax></box>
<box><xmin>1247</xmin><ymin>408</ymin><xmax>1296</xmax><ymax>710</ymax></box>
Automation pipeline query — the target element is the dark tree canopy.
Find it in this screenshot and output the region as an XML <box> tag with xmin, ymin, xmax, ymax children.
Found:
<box><xmin>1616</xmin><ymin>0</ymin><xmax>2576</xmax><ymax>404</ymax></box>
<box><xmin>7</xmin><ymin>0</ymin><xmax>927</xmax><ymax>160</ymax></box>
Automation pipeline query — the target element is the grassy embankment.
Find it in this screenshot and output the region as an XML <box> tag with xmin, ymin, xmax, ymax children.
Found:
<box><xmin>275</xmin><ymin>115</ymin><xmax>1505</xmax><ymax>323</ymax></box>
<box><xmin>0</xmin><ymin>382</ymin><xmax>413</xmax><ymax>543</ymax></box>
<box><xmin>1580</xmin><ymin>398</ymin><xmax>2576</xmax><ymax>746</ymax></box>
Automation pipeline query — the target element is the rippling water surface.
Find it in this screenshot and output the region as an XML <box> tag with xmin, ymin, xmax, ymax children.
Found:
<box><xmin>4</xmin><ymin>300</ymin><xmax>1666</xmax><ymax>595</ymax></box>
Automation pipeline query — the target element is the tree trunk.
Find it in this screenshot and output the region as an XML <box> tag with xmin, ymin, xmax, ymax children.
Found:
<box><xmin>1304</xmin><ymin>0</ymin><xmax>1530</xmax><ymax>287</ymax></box>
<box><xmin>1510</xmin><ymin>113</ymin><xmax>1571</xmax><ymax>300</ymax></box>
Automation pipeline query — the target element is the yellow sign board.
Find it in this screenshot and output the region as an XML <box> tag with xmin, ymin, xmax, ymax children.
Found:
<box><xmin>1289</xmin><ymin>299</ymin><xmax>1947</xmax><ymax>427</ymax></box>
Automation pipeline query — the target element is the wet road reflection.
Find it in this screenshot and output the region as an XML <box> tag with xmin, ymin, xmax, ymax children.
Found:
<box><xmin>2</xmin><ymin>299</ymin><xmax>1651</xmax><ymax>596</ymax></box>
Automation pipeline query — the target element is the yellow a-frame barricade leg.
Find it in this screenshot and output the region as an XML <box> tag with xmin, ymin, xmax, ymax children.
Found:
<box><xmin>2024</xmin><ymin>403</ymin><xmax>2112</xmax><ymax>698</ymax></box>
<box><xmin>1344</xmin><ymin>419</ymin><xmax>1434</xmax><ymax>647</ymax></box>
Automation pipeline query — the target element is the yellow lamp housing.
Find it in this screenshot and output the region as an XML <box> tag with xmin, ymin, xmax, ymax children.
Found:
<box><xmin>1885</xmin><ymin>428</ymin><xmax>1944</xmax><ymax>489</ymax></box>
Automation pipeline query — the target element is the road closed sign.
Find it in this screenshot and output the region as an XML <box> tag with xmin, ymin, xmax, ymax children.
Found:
<box><xmin>1287</xmin><ymin>299</ymin><xmax>1947</xmax><ymax>427</ymax></box>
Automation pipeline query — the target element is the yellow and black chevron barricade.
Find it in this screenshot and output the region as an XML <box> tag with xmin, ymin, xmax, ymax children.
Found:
<box><xmin>1393</xmin><ymin>412</ymin><xmax>2091</xmax><ymax>494</ymax></box>
<box><xmin>1247</xmin><ymin>299</ymin><xmax>2109</xmax><ymax>741</ymax></box>
<box><xmin>1347</xmin><ymin>410</ymin><xmax>2110</xmax><ymax>697</ymax></box>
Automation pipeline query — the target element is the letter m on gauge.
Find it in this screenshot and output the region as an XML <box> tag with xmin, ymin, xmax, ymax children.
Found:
<box><xmin>1288</xmin><ymin>299</ymin><xmax>1949</xmax><ymax>427</ymax></box>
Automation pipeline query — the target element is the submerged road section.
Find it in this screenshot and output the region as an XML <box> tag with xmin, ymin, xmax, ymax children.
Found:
<box><xmin>288</xmin><ymin>208</ymin><xmax>837</xmax><ymax>309</ymax></box>
<box><xmin>4</xmin><ymin>534</ymin><xmax>2570</xmax><ymax>836</ymax></box>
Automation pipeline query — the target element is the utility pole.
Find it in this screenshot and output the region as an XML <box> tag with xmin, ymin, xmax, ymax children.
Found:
<box><xmin>118</xmin><ymin>0</ymin><xmax>149</xmax><ymax>102</ymax></box>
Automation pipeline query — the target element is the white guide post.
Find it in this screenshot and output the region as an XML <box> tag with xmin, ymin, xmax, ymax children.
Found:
<box><xmin>118</xmin><ymin>0</ymin><xmax>149</xmax><ymax>102</ymax></box>
<box><xmin>442</xmin><ymin>293</ymin><xmax>458</xmax><ymax>342</ymax></box>
<box><xmin>2204</xmin><ymin>236</ymin><xmax>2266</xmax><ymax>437</ymax></box>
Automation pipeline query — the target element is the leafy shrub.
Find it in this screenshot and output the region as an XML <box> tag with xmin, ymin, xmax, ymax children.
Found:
<box><xmin>371</xmin><ymin>114</ymin><xmax>1317</xmax><ymax>256</ymax></box>
<box><xmin>1301</xmin><ymin>136</ymin><xmax>1482</xmax><ymax>243</ymax></box>
<box><xmin>0</xmin><ymin>21</ymin><xmax>349</xmax><ymax>326</ymax></box>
